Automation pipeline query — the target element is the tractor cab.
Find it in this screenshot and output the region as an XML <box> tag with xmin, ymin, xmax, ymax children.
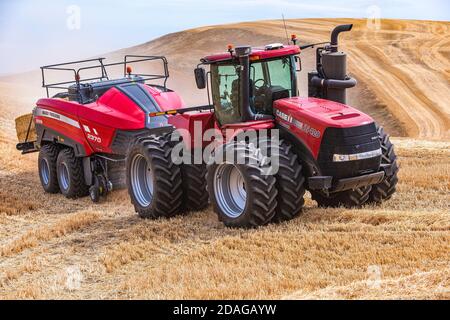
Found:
<box><xmin>195</xmin><ymin>45</ymin><xmax>301</xmax><ymax>126</ymax></box>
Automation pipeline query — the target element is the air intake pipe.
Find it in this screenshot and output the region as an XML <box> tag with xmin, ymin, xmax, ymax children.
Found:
<box><xmin>308</xmin><ymin>24</ymin><xmax>356</xmax><ymax>104</ymax></box>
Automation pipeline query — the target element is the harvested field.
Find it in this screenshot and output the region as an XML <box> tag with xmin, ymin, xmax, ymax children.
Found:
<box><xmin>0</xmin><ymin>18</ymin><xmax>448</xmax><ymax>299</ymax></box>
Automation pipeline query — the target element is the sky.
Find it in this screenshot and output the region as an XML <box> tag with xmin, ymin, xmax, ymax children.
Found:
<box><xmin>0</xmin><ymin>0</ymin><xmax>449</xmax><ymax>75</ymax></box>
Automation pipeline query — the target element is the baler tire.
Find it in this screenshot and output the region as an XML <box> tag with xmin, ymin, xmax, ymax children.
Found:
<box><xmin>207</xmin><ymin>142</ymin><xmax>278</xmax><ymax>228</ymax></box>
<box><xmin>56</xmin><ymin>148</ymin><xmax>89</xmax><ymax>199</ymax></box>
<box><xmin>369</xmin><ymin>126</ymin><xmax>399</xmax><ymax>203</ymax></box>
<box><xmin>38</xmin><ymin>144</ymin><xmax>60</xmax><ymax>194</ymax></box>
<box><xmin>311</xmin><ymin>185</ymin><xmax>372</xmax><ymax>208</ymax></box>
<box><xmin>126</xmin><ymin>134</ymin><xmax>183</xmax><ymax>219</ymax></box>
<box><xmin>271</xmin><ymin>140</ymin><xmax>305</xmax><ymax>223</ymax></box>
<box><xmin>181</xmin><ymin>163</ymin><xmax>209</xmax><ymax>212</ymax></box>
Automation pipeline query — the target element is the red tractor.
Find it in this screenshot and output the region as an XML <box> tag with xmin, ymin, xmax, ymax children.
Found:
<box><xmin>17</xmin><ymin>24</ymin><xmax>398</xmax><ymax>228</ymax></box>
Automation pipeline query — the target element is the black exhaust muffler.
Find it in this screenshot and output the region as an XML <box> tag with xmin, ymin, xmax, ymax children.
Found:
<box><xmin>308</xmin><ymin>24</ymin><xmax>356</xmax><ymax>104</ymax></box>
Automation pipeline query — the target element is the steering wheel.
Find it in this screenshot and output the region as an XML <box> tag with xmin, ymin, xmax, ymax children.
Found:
<box><xmin>253</xmin><ymin>78</ymin><xmax>267</xmax><ymax>90</ymax></box>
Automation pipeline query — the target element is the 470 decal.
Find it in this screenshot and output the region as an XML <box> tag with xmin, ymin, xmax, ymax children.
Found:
<box><xmin>275</xmin><ymin>109</ymin><xmax>321</xmax><ymax>138</ymax></box>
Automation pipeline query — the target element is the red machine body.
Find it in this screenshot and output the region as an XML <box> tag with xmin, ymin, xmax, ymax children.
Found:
<box><xmin>34</xmin><ymin>83</ymin><xmax>186</xmax><ymax>156</ymax></box>
<box><xmin>273</xmin><ymin>97</ymin><xmax>374</xmax><ymax>158</ymax></box>
<box><xmin>17</xmin><ymin>25</ymin><xmax>397</xmax><ymax>225</ymax></box>
<box><xmin>32</xmin><ymin>46</ymin><xmax>376</xmax><ymax>167</ymax></box>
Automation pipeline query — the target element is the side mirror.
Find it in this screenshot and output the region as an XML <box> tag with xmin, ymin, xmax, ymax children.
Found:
<box><xmin>194</xmin><ymin>67</ymin><xmax>206</xmax><ymax>89</ymax></box>
<box><xmin>295</xmin><ymin>56</ymin><xmax>302</xmax><ymax>72</ymax></box>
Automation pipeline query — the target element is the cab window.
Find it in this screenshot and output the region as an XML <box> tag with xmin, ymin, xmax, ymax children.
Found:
<box><xmin>250</xmin><ymin>57</ymin><xmax>294</xmax><ymax>115</ymax></box>
<box><xmin>211</xmin><ymin>63</ymin><xmax>242</xmax><ymax>125</ymax></box>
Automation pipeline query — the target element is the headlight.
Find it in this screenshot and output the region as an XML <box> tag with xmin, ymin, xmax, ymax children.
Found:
<box><xmin>333</xmin><ymin>149</ymin><xmax>382</xmax><ymax>162</ymax></box>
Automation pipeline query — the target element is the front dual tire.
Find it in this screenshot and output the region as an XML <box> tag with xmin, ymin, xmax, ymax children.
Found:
<box><xmin>207</xmin><ymin>140</ymin><xmax>305</xmax><ymax>228</ymax></box>
<box><xmin>208</xmin><ymin>162</ymin><xmax>277</xmax><ymax>228</ymax></box>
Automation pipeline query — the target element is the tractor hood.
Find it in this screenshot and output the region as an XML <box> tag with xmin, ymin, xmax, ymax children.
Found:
<box><xmin>273</xmin><ymin>97</ymin><xmax>378</xmax><ymax>161</ymax></box>
<box><xmin>273</xmin><ymin>97</ymin><xmax>374</xmax><ymax>129</ymax></box>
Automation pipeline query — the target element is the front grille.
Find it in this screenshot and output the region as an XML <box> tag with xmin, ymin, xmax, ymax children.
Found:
<box><xmin>318</xmin><ymin>123</ymin><xmax>381</xmax><ymax>178</ymax></box>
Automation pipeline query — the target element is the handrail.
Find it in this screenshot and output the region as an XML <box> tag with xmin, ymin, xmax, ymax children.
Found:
<box><xmin>40</xmin><ymin>55</ymin><xmax>170</xmax><ymax>99</ymax></box>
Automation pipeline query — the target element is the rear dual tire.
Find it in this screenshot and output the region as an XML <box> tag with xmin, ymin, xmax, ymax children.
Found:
<box><xmin>38</xmin><ymin>144</ymin><xmax>88</xmax><ymax>198</ymax></box>
<box><xmin>181</xmin><ymin>163</ymin><xmax>209</xmax><ymax>212</ymax></box>
<box><xmin>38</xmin><ymin>144</ymin><xmax>60</xmax><ymax>194</ymax></box>
<box><xmin>126</xmin><ymin>134</ymin><xmax>184</xmax><ymax>219</ymax></box>
<box><xmin>56</xmin><ymin>148</ymin><xmax>89</xmax><ymax>199</ymax></box>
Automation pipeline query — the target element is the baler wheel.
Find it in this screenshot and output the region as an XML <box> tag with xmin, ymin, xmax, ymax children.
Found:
<box><xmin>181</xmin><ymin>163</ymin><xmax>209</xmax><ymax>212</ymax></box>
<box><xmin>38</xmin><ymin>144</ymin><xmax>60</xmax><ymax>193</ymax></box>
<box><xmin>56</xmin><ymin>148</ymin><xmax>89</xmax><ymax>199</ymax></box>
<box><xmin>368</xmin><ymin>126</ymin><xmax>399</xmax><ymax>203</ymax></box>
<box><xmin>126</xmin><ymin>134</ymin><xmax>183</xmax><ymax>219</ymax></box>
<box><xmin>207</xmin><ymin>142</ymin><xmax>277</xmax><ymax>228</ymax></box>
<box><xmin>271</xmin><ymin>140</ymin><xmax>305</xmax><ymax>222</ymax></box>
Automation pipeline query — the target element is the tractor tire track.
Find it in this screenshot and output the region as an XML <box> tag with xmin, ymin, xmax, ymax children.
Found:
<box><xmin>349</xmin><ymin>38</ymin><xmax>447</xmax><ymax>138</ymax></box>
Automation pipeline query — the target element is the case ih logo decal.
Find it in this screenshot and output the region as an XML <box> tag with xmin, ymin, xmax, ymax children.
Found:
<box><xmin>275</xmin><ymin>109</ymin><xmax>321</xmax><ymax>138</ymax></box>
<box><xmin>275</xmin><ymin>109</ymin><xmax>293</xmax><ymax>123</ymax></box>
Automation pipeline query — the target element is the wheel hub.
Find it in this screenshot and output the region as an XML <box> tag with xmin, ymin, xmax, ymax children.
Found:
<box><xmin>213</xmin><ymin>164</ymin><xmax>247</xmax><ymax>218</ymax></box>
<box><xmin>40</xmin><ymin>158</ymin><xmax>50</xmax><ymax>185</ymax></box>
<box><xmin>59</xmin><ymin>162</ymin><xmax>70</xmax><ymax>191</ymax></box>
<box><xmin>130</xmin><ymin>154</ymin><xmax>154</xmax><ymax>207</ymax></box>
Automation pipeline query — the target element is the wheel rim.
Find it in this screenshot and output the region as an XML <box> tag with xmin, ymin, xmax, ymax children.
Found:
<box><xmin>59</xmin><ymin>162</ymin><xmax>70</xmax><ymax>191</ymax></box>
<box><xmin>40</xmin><ymin>158</ymin><xmax>50</xmax><ymax>186</ymax></box>
<box><xmin>130</xmin><ymin>154</ymin><xmax>154</xmax><ymax>207</ymax></box>
<box><xmin>213</xmin><ymin>164</ymin><xmax>247</xmax><ymax>218</ymax></box>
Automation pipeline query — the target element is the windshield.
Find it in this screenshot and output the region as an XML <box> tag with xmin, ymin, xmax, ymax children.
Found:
<box><xmin>250</xmin><ymin>56</ymin><xmax>295</xmax><ymax>115</ymax></box>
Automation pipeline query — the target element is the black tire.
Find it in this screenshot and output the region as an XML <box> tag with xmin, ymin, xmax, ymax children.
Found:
<box><xmin>126</xmin><ymin>134</ymin><xmax>183</xmax><ymax>219</ymax></box>
<box><xmin>181</xmin><ymin>163</ymin><xmax>209</xmax><ymax>212</ymax></box>
<box><xmin>369</xmin><ymin>126</ymin><xmax>399</xmax><ymax>203</ymax></box>
<box><xmin>311</xmin><ymin>185</ymin><xmax>372</xmax><ymax>208</ymax></box>
<box><xmin>56</xmin><ymin>148</ymin><xmax>89</xmax><ymax>199</ymax></box>
<box><xmin>38</xmin><ymin>144</ymin><xmax>60</xmax><ymax>193</ymax></box>
<box><xmin>271</xmin><ymin>140</ymin><xmax>305</xmax><ymax>222</ymax></box>
<box><xmin>207</xmin><ymin>142</ymin><xmax>278</xmax><ymax>228</ymax></box>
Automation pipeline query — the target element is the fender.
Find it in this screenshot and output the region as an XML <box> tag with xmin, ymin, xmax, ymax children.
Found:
<box><xmin>36</xmin><ymin>124</ymin><xmax>90</xmax><ymax>157</ymax></box>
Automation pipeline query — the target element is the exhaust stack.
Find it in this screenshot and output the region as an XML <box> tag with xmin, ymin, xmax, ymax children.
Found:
<box><xmin>308</xmin><ymin>24</ymin><xmax>356</xmax><ymax>104</ymax></box>
<box><xmin>235</xmin><ymin>46</ymin><xmax>253</xmax><ymax>122</ymax></box>
<box><xmin>330</xmin><ymin>24</ymin><xmax>353</xmax><ymax>52</ymax></box>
